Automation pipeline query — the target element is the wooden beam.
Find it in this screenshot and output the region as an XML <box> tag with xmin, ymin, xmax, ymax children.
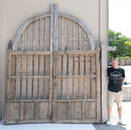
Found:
<box><xmin>101</xmin><ymin>42</ymin><xmax>108</xmax><ymax>123</ymax></box>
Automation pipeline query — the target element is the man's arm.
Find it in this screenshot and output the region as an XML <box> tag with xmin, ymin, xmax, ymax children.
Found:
<box><xmin>121</xmin><ymin>78</ymin><xmax>125</xmax><ymax>88</ymax></box>
<box><xmin>121</xmin><ymin>69</ymin><xmax>125</xmax><ymax>88</ymax></box>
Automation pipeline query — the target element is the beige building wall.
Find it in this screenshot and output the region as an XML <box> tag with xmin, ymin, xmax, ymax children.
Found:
<box><xmin>0</xmin><ymin>0</ymin><xmax>108</xmax><ymax>121</ymax></box>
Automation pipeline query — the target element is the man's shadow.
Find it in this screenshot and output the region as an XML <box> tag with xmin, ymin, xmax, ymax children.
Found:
<box><xmin>93</xmin><ymin>124</ymin><xmax>126</xmax><ymax>130</ymax></box>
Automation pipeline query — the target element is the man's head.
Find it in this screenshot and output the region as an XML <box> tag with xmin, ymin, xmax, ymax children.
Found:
<box><xmin>111</xmin><ymin>58</ymin><xmax>119</xmax><ymax>68</ymax></box>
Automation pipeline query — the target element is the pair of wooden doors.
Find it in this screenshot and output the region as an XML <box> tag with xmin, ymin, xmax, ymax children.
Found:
<box><xmin>4</xmin><ymin>5</ymin><xmax>101</xmax><ymax>124</ymax></box>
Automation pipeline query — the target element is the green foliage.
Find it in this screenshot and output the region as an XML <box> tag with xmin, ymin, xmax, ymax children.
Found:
<box><xmin>125</xmin><ymin>42</ymin><xmax>131</xmax><ymax>46</ymax></box>
<box><xmin>108</xmin><ymin>30</ymin><xmax>131</xmax><ymax>59</ymax></box>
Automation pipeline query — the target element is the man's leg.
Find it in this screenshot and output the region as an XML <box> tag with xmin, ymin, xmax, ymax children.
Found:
<box><xmin>117</xmin><ymin>107</ymin><xmax>122</xmax><ymax>119</ymax></box>
<box><xmin>116</xmin><ymin>92</ymin><xmax>125</xmax><ymax>125</ymax></box>
<box><xmin>117</xmin><ymin>105</ymin><xmax>125</xmax><ymax>125</ymax></box>
<box><xmin>108</xmin><ymin>91</ymin><xmax>114</xmax><ymax>120</ymax></box>
<box><xmin>108</xmin><ymin>107</ymin><xmax>112</xmax><ymax>120</ymax></box>
<box><xmin>106</xmin><ymin>91</ymin><xmax>114</xmax><ymax>125</ymax></box>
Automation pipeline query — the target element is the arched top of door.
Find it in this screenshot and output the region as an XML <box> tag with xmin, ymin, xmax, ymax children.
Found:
<box><xmin>11</xmin><ymin>4</ymin><xmax>96</xmax><ymax>51</ymax></box>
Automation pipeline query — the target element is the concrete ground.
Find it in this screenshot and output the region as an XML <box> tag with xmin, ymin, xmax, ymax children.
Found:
<box><xmin>0</xmin><ymin>102</ymin><xmax>131</xmax><ymax>130</ymax></box>
<box><xmin>94</xmin><ymin>102</ymin><xmax>131</xmax><ymax>130</ymax></box>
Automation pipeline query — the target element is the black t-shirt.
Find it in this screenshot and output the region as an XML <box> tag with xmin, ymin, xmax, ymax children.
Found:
<box><xmin>107</xmin><ymin>67</ymin><xmax>125</xmax><ymax>92</ymax></box>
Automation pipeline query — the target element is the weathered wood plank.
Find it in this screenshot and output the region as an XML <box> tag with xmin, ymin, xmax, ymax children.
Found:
<box><xmin>61</xmin><ymin>17</ymin><xmax>64</xmax><ymax>50</ymax></box>
<box><xmin>10</xmin><ymin>55</ymin><xmax>16</xmax><ymax>100</ymax></box>
<box><xmin>39</xmin><ymin>102</ymin><xmax>50</xmax><ymax>120</ymax></box>
<box><xmin>58</xmin><ymin>17</ymin><xmax>61</xmax><ymax>50</ymax></box>
<box><xmin>39</xmin><ymin>18</ymin><xmax>45</xmax><ymax>50</ymax></box>
<box><xmin>62</xmin><ymin>54</ymin><xmax>67</xmax><ymax>99</ymax></box>
<box><xmin>90</xmin><ymin>54</ymin><xmax>96</xmax><ymax>99</ymax></box>
<box><xmin>84</xmin><ymin>102</ymin><xmax>96</xmax><ymax>119</ymax></box>
<box><xmin>74</xmin><ymin>23</ymin><xmax>79</xmax><ymax>50</ymax></box>
<box><xmin>26</xmin><ymin>56</ymin><xmax>33</xmax><ymax>99</ymax></box>
<box><xmin>63</xmin><ymin>17</ymin><xmax>68</xmax><ymax>50</ymax></box>
<box><xmin>71</xmin><ymin>102</ymin><xmax>81</xmax><ymax>120</ymax></box>
<box><xmin>15</xmin><ymin>56</ymin><xmax>21</xmax><ymax>99</ymax></box>
<box><xmin>74</xmin><ymin>54</ymin><xmax>79</xmax><ymax>99</ymax></box>
<box><xmin>45</xmin><ymin>17</ymin><xmax>50</xmax><ymax>51</ymax></box>
<box><xmin>9</xmin><ymin>103</ymin><xmax>20</xmax><ymax>120</ymax></box>
<box><xmin>56</xmin><ymin>55</ymin><xmax>62</xmax><ymax>99</ymax></box>
<box><xmin>68</xmin><ymin>54</ymin><xmax>73</xmax><ymax>99</ymax></box>
<box><xmin>38</xmin><ymin>55</ymin><xmax>44</xmax><ymax>99</ymax></box>
<box><xmin>23</xmin><ymin>102</ymin><xmax>35</xmax><ymax>120</ymax></box>
<box><xmin>56</xmin><ymin>102</ymin><xmax>66</xmax><ymax>120</ymax></box>
<box><xmin>33</xmin><ymin>55</ymin><xmax>38</xmax><ymax>99</ymax></box>
<box><xmin>21</xmin><ymin>55</ymin><xmax>27</xmax><ymax>99</ymax></box>
<box><xmin>72</xmin><ymin>20</ymin><xmax>76</xmax><ymax>50</ymax></box>
<box><xmin>96</xmin><ymin>49</ymin><xmax>101</xmax><ymax>122</ymax></box>
<box><xmin>54</xmin><ymin>50</ymin><xmax>97</xmax><ymax>55</ymax></box>
<box><xmin>79</xmin><ymin>54</ymin><xmax>84</xmax><ymax>99</ymax></box>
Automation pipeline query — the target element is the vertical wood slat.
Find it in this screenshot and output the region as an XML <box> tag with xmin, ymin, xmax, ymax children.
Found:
<box><xmin>39</xmin><ymin>18</ymin><xmax>44</xmax><ymax>50</ymax></box>
<box><xmin>91</xmin><ymin>54</ymin><xmax>96</xmax><ymax>99</ymax></box>
<box><xmin>62</xmin><ymin>54</ymin><xmax>67</xmax><ymax>99</ymax></box>
<box><xmin>63</xmin><ymin>17</ymin><xmax>68</xmax><ymax>50</ymax></box>
<box><xmin>30</xmin><ymin>23</ymin><xmax>34</xmax><ymax>51</ymax></box>
<box><xmin>50</xmin><ymin>5</ymin><xmax>55</xmax><ymax>122</ymax></box>
<box><xmin>27</xmin><ymin>56</ymin><xmax>33</xmax><ymax>99</ymax></box>
<box><xmin>68</xmin><ymin>18</ymin><xmax>72</xmax><ymax>50</ymax></box>
<box><xmin>61</xmin><ymin>17</ymin><xmax>64</xmax><ymax>50</ymax></box>
<box><xmin>58</xmin><ymin>17</ymin><xmax>61</xmax><ymax>50</ymax></box>
<box><xmin>45</xmin><ymin>17</ymin><xmax>50</xmax><ymax>51</ymax></box>
<box><xmin>52</xmin><ymin>4</ymin><xmax>59</xmax><ymax>122</ymax></box>
<box><xmin>33</xmin><ymin>55</ymin><xmax>39</xmax><ymax>99</ymax></box>
<box><xmin>20</xmin><ymin>102</ymin><xmax>24</xmax><ymax>120</ymax></box>
<box><xmin>27</xmin><ymin>24</ymin><xmax>30</xmax><ymax>50</ymax></box>
<box><xmin>62</xmin><ymin>17</ymin><xmax>69</xmax><ymax>100</ymax></box>
<box><xmin>5</xmin><ymin>49</ymin><xmax>12</xmax><ymax>122</ymax></box>
<box><xmin>21</xmin><ymin>55</ymin><xmax>27</xmax><ymax>99</ymax></box>
<box><xmin>78</xmin><ymin>25</ymin><xmax>81</xmax><ymax>50</ymax></box>
<box><xmin>75</xmin><ymin>23</ymin><xmax>79</xmax><ymax>50</ymax></box>
<box><xmin>21</xmin><ymin>26</ymin><xmax>27</xmax><ymax>97</ymax></box>
<box><xmin>24</xmin><ymin>26</ymin><xmax>28</xmax><ymax>51</ymax></box>
<box><xmin>10</xmin><ymin>55</ymin><xmax>16</xmax><ymax>100</ymax></box>
<box><xmin>80</xmin><ymin>55</ymin><xmax>84</xmax><ymax>98</ymax></box>
<box><xmin>34</xmin><ymin>20</ymin><xmax>40</xmax><ymax>51</ymax></box>
<box><xmin>56</xmin><ymin>54</ymin><xmax>61</xmax><ymax>99</ymax></box>
<box><xmin>68</xmin><ymin>20</ymin><xmax>74</xmax><ymax>99</ymax></box>
<box><xmin>72</xmin><ymin>20</ymin><xmax>75</xmax><ymax>50</ymax></box>
<box><xmin>15</xmin><ymin>55</ymin><xmax>21</xmax><ymax>99</ymax></box>
<box><xmin>38</xmin><ymin>55</ymin><xmax>44</xmax><ymax>99</ymax></box>
<box><xmin>74</xmin><ymin>54</ymin><xmax>79</xmax><ymax>99</ymax></box>
<box><xmin>85</xmin><ymin>55</ymin><xmax>90</xmax><ymax>98</ymax></box>
<box><xmin>68</xmin><ymin>54</ymin><xmax>73</xmax><ymax>99</ymax></box>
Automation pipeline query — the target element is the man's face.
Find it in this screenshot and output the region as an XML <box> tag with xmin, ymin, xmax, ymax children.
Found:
<box><xmin>112</xmin><ymin>60</ymin><xmax>119</xmax><ymax>68</ymax></box>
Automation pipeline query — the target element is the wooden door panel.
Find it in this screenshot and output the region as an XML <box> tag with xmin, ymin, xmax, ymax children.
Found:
<box><xmin>53</xmin><ymin>51</ymin><xmax>100</xmax><ymax>123</ymax></box>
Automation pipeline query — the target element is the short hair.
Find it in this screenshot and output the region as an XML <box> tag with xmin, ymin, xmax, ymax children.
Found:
<box><xmin>111</xmin><ymin>58</ymin><xmax>119</xmax><ymax>63</ymax></box>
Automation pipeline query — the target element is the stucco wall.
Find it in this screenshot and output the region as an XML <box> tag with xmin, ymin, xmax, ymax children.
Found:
<box><xmin>0</xmin><ymin>0</ymin><xmax>108</xmax><ymax>121</ymax></box>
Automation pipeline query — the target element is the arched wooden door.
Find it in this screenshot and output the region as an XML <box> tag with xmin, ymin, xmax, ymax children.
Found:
<box><xmin>5</xmin><ymin>4</ymin><xmax>100</xmax><ymax>124</ymax></box>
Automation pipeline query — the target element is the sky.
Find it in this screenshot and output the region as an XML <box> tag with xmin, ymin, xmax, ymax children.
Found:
<box><xmin>109</xmin><ymin>0</ymin><xmax>131</xmax><ymax>38</ymax></box>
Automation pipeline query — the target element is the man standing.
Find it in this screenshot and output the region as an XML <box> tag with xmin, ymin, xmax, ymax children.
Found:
<box><xmin>106</xmin><ymin>59</ymin><xmax>125</xmax><ymax>125</ymax></box>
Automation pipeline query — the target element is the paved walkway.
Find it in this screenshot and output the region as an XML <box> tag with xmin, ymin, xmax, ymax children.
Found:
<box><xmin>94</xmin><ymin>102</ymin><xmax>131</xmax><ymax>130</ymax></box>
<box><xmin>0</xmin><ymin>102</ymin><xmax>131</xmax><ymax>130</ymax></box>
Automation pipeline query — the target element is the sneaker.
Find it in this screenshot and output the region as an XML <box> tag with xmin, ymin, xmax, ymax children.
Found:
<box><xmin>118</xmin><ymin>119</ymin><xmax>126</xmax><ymax>126</ymax></box>
<box><xmin>106</xmin><ymin>120</ymin><xmax>118</xmax><ymax>126</ymax></box>
<box><xmin>106</xmin><ymin>120</ymin><xmax>112</xmax><ymax>125</ymax></box>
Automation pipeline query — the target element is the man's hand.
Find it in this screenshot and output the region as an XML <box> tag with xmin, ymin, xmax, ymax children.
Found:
<box><xmin>121</xmin><ymin>78</ymin><xmax>125</xmax><ymax>89</ymax></box>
